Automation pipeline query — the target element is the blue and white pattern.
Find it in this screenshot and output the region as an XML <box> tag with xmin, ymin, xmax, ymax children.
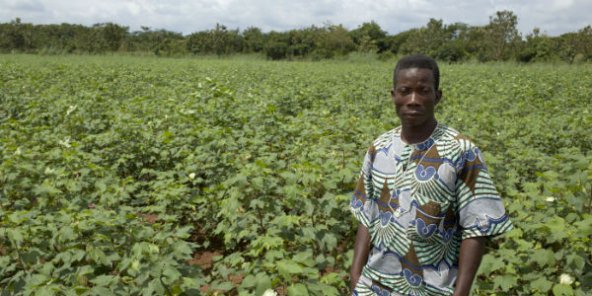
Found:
<box><xmin>351</xmin><ymin>124</ymin><xmax>512</xmax><ymax>295</ymax></box>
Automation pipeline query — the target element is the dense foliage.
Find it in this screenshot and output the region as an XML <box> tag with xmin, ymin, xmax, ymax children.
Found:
<box><xmin>1</xmin><ymin>11</ymin><xmax>592</xmax><ymax>63</ymax></box>
<box><xmin>0</xmin><ymin>55</ymin><xmax>591</xmax><ymax>295</ymax></box>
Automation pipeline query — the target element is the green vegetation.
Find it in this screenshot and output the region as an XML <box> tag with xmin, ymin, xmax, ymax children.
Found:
<box><xmin>0</xmin><ymin>55</ymin><xmax>591</xmax><ymax>295</ymax></box>
<box><xmin>1</xmin><ymin>11</ymin><xmax>592</xmax><ymax>63</ymax></box>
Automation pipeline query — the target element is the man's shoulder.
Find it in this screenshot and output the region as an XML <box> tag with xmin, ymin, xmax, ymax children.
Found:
<box><xmin>371</xmin><ymin>127</ymin><xmax>400</xmax><ymax>149</ymax></box>
<box><xmin>438</xmin><ymin>124</ymin><xmax>482</xmax><ymax>153</ymax></box>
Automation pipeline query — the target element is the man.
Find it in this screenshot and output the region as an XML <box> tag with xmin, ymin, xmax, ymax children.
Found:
<box><xmin>349</xmin><ymin>54</ymin><xmax>512</xmax><ymax>296</ymax></box>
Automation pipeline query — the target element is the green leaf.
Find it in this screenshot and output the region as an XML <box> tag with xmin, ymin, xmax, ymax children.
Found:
<box><xmin>181</xmin><ymin>276</ymin><xmax>202</xmax><ymax>289</ymax></box>
<box><xmin>552</xmin><ymin>284</ymin><xmax>574</xmax><ymax>296</ymax></box>
<box><xmin>22</xmin><ymin>248</ymin><xmax>43</xmax><ymax>265</ymax></box>
<box><xmin>58</xmin><ymin>226</ymin><xmax>76</xmax><ymax>242</ymax></box>
<box><xmin>566</xmin><ymin>254</ymin><xmax>586</xmax><ymax>274</ymax></box>
<box><xmin>28</xmin><ymin>274</ymin><xmax>49</xmax><ymax>286</ymax></box>
<box><xmin>90</xmin><ymin>275</ymin><xmax>117</xmax><ymax>287</ymax></box>
<box><xmin>32</xmin><ymin>182</ymin><xmax>62</xmax><ymax>196</ymax></box>
<box><xmin>254</xmin><ymin>273</ymin><xmax>272</xmax><ymax>296</ymax></box>
<box><xmin>175</xmin><ymin>225</ymin><xmax>193</xmax><ymax>238</ymax></box>
<box><xmin>172</xmin><ymin>241</ymin><xmax>193</xmax><ymax>259</ymax></box>
<box><xmin>478</xmin><ymin>254</ymin><xmax>505</xmax><ymax>274</ymax></box>
<box><xmin>239</xmin><ymin>274</ymin><xmax>256</xmax><ymax>288</ymax></box>
<box><xmin>544</xmin><ymin>216</ymin><xmax>569</xmax><ymax>243</ymax></box>
<box><xmin>0</xmin><ymin>256</ymin><xmax>11</xmax><ymax>269</ymax></box>
<box><xmin>277</xmin><ymin>260</ymin><xmax>304</xmax><ymax>279</ymax></box>
<box><xmin>211</xmin><ymin>281</ymin><xmax>233</xmax><ymax>291</ymax></box>
<box><xmin>307</xmin><ymin>282</ymin><xmax>339</xmax><ymax>296</ymax></box>
<box><xmin>6</xmin><ymin>228</ymin><xmax>24</xmax><ymax>247</ymax></box>
<box><xmin>531</xmin><ymin>248</ymin><xmax>556</xmax><ymax>267</ymax></box>
<box><xmin>292</xmin><ymin>250</ymin><xmax>315</xmax><ymax>267</ymax></box>
<box><xmin>530</xmin><ymin>277</ymin><xmax>553</xmax><ymax>293</ymax></box>
<box><xmin>35</xmin><ymin>288</ymin><xmax>56</xmax><ymax>296</ymax></box>
<box><xmin>321</xmin><ymin>233</ymin><xmax>337</xmax><ymax>250</ymax></box>
<box><xmin>72</xmin><ymin>249</ymin><xmax>86</xmax><ymax>262</ymax></box>
<box><xmin>301</xmin><ymin>227</ymin><xmax>316</xmax><ymax>241</ymax></box>
<box><xmin>573</xmin><ymin>216</ymin><xmax>592</xmax><ymax>236</ymax></box>
<box><xmin>493</xmin><ymin>274</ymin><xmax>518</xmax><ymax>292</ymax></box>
<box><xmin>320</xmin><ymin>272</ymin><xmax>343</xmax><ymax>285</ymax></box>
<box><xmin>90</xmin><ymin>287</ymin><xmax>115</xmax><ymax>296</ymax></box>
<box><xmin>162</xmin><ymin>265</ymin><xmax>182</xmax><ymax>284</ymax></box>
<box><xmin>287</xmin><ymin>283</ymin><xmax>309</xmax><ymax>296</ymax></box>
<box><xmin>146</xmin><ymin>278</ymin><xmax>165</xmax><ymax>296</ymax></box>
<box><xmin>54</xmin><ymin>250</ymin><xmax>72</xmax><ymax>265</ymax></box>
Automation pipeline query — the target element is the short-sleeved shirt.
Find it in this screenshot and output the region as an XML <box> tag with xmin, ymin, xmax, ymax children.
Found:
<box><xmin>350</xmin><ymin>123</ymin><xmax>512</xmax><ymax>296</ymax></box>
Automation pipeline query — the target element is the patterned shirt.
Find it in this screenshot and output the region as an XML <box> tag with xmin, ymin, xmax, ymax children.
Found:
<box><xmin>350</xmin><ymin>123</ymin><xmax>512</xmax><ymax>296</ymax></box>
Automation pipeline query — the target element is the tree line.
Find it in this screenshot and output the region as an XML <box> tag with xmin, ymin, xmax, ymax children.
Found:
<box><xmin>1</xmin><ymin>11</ymin><xmax>591</xmax><ymax>63</ymax></box>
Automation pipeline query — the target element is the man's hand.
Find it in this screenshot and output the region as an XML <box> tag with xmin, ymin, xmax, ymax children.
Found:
<box><xmin>350</xmin><ymin>224</ymin><xmax>372</xmax><ymax>291</ymax></box>
<box><xmin>454</xmin><ymin>236</ymin><xmax>487</xmax><ymax>296</ymax></box>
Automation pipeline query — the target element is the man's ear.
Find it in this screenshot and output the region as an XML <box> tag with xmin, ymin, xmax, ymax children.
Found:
<box><xmin>435</xmin><ymin>90</ymin><xmax>442</xmax><ymax>105</ymax></box>
<box><xmin>390</xmin><ymin>88</ymin><xmax>395</xmax><ymax>100</ymax></box>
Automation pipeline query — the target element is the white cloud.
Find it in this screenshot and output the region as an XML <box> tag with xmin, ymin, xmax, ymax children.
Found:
<box><xmin>0</xmin><ymin>0</ymin><xmax>589</xmax><ymax>35</ymax></box>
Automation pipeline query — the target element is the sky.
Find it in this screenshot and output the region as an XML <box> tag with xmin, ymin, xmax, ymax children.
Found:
<box><xmin>1</xmin><ymin>0</ymin><xmax>590</xmax><ymax>36</ymax></box>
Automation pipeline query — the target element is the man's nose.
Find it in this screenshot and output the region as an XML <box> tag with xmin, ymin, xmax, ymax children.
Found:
<box><xmin>408</xmin><ymin>91</ymin><xmax>420</xmax><ymax>105</ymax></box>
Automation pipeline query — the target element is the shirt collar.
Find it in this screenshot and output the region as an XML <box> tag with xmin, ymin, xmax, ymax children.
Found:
<box><xmin>394</xmin><ymin>122</ymin><xmax>444</xmax><ymax>151</ymax></box>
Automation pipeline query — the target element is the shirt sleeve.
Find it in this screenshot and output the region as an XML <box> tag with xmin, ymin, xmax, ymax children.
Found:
<box><xmin>455</xmin><ymin>140</ymin><xmax>513</xmax><ymax>239</ymax></box>
<box><xmin>350</xmin><ymin>145</ymin><xmax>379</xmax><ymax>229</ymax></box>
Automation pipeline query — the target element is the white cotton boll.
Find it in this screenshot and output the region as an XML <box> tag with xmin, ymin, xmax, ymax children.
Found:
<box><xmin>546</xmin><ymin>196</ymin><xmax>556</xmax><ymax>202</ymax></box>
<box><xmin>59</xmin><ymin>137</ymin><xmax>71</xmax><ymax>148</ymax></box>
<box><xmin>66</xmin><ymin>105</ymin><xmax>77</xmax><ymax>116</ymax></box>
<box><xmin>189</xmin><ymin>173</ymin><xmax>196</xmax><ymax>179</ymax></box>
<box><xmin>262</xmin><ymin>289</ymin><xmax>278</xmax><ymax>296</ymax></box>
<box><xmin>560</xmin><ymin>273</ymin><xmax>574</xmax><ymax>285</ymax></box>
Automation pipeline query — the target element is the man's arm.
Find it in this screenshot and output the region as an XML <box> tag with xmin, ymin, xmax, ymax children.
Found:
<box><xmin>453</xmin><ymin>236</ymin><xmax>486</xmax><ymax>296</ymax></box>
<box><xmin>350</xmin><ymin>224</ymin><xmax>372</xmax><ymax>290</ymax></box>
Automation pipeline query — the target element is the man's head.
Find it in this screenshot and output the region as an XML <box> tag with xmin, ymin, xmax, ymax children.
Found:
<box><xmin>393</xmin><ymin>54</ymin><xmax>440</xmax><ymax>90</ymax></box>
<box><xmin>391</xmin><ymin>54</ymin><xmax>442</xmax><ymax>131</ymax></box>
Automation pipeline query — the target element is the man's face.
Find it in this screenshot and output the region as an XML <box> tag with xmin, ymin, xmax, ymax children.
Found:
<box><xmin>391</xmin><ymin>67</ymin><xmax>441</xmax><ymax>128</ymax></box>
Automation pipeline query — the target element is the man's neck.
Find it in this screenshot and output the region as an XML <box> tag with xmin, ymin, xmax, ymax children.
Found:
<box><xmin>400</xmin><ymin>119</ymin><xmax>438</xmax><ymax>144</ymax></box>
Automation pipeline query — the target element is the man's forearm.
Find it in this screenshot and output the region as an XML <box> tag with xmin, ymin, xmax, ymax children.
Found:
<box><xmin>454</xmin><ymin>236</ymin><xmax>486</xmax><ymax>296</ymax></box>
<box><xmin>350</xmin><ymin>224</ymin><xmax>372</xmax><ymax>290</ymax></box>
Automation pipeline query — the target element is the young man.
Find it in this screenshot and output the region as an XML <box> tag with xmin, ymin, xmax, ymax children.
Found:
<box><xmin>350</xmin><ymin>54</ymin><xmax>512</xmax><ymax>296</ymax></box>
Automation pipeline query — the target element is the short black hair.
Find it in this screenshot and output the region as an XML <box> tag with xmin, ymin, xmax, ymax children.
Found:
<box><xmin>393</xmin><ymin>54</ymin><xmax>440</xmax><ymax>90</ymax></box>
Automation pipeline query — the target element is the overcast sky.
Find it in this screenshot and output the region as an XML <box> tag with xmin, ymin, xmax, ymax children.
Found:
<box><xmin>1</xmin><ymin>0</ymin><xmax>590</xmax><ymax>36</ymax></box>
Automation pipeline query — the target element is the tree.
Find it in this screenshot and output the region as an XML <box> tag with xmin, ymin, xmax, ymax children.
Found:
<box><xmin>557</xmin><ymin>26</ymin><xmax>592</xmax><ymax>63</ymax></box>
<box><xmin>148</xmin><ymin>29</ymin><xmax>185</xmax><ymax>56</ymax></box>
<box><xmin>264</xmin><ymin>31</ymin><xmax>289</xmax><ymax>60</ymax></box>
<box><xmin>127</xmin><ymin>27</ymin><xmax>185</xmax><ymax>56</ymax></box>
<box><xmin>518</xmin><ymin>28</ymin><xmax>558</xmax><ymax>63</ymax></box>
<box><xmin>574</xmin><ymin>26</ymin><xmax>592</xmax><ymax>62</ymax></box>
<box><xmin>384</xmin><ymin>29</ymin><xmax>416</xmax><ymax>55</ymax></box>
<box><xmin>242</xmin><ymin>27</ymin><xmax>264</xmax><ymax>53</ymax></box>
<box><xmin>287</xmin><ymin>26</ymin><xmax>318</xmax><ymax>58</ymax></box>
<box><xmin>99</xmin><ymin>23</ymin><xmax>128</xmax><ymax>51</ymax></box>
<box><xmin>314</xmin><ymin>24</ymin><xmax>355</xmax><ymax>58</ymax></box>
<box><xmin>0</xmin><ymin>18</ymin><xmax>34</xmax><ymax>52</ymax></box>
<box><xmin>485</xmin><ymin>10</ymin><xmax>521</xmax><ymax>61</ymax></box>
<box><xmin>349</xmin><ymin>21</ymin><xmax>387</xmax><ymax>53</ymax></box>
<box><xmin>33</xmin><ymin>23</ymin><xmax>81</xmax><ymax>53</ymax></box>
<box><xmin>209</xmin><ymin>24</ymin><xmax>242</xmax><ymax>56</ymax></box>
<box><xmin>399</xmin><ymin>19</ymin><xmax>468</xmax><ymax>62</ymax></box>
<box><xmin>400</xmin><ymin>19</ymin><xmax>446</xmax><ymax>55</ymax></box>
<box><xmin>187</xmin><ymin>24</ymin><xmax>242</xmax><ymax>56</ymax></box>
<box><xmin>440</xmin><ymin>22</ymin><xmax>471</xmax><ymax>62</ymax></box>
